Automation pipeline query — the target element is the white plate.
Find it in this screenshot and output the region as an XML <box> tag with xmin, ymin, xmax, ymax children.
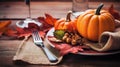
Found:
<box><xmin>46</xmin><ymin>28</ymin><xmax>120</xmax><ymax>56</ymax></box>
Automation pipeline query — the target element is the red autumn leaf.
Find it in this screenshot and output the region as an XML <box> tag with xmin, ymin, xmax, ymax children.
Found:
<box><xmin>15</xmin><ymin>22</ymin><xmax>51</xmax><ymax>39</ymax></box>
<box><xmin>37</xmin><ymin>17</ymin><xmax>53</xmax><ymax>30</ymax></box>
<box><xmin>24</xmin><ymin>23</ymin><xmax>40</xmax><ymax>31</ymax></box>
<box><xmin>18</xmin><ymin>33</ymin><xmax>31</xmax><ymax>39</ymax></box>
<box><xmin>16</xmin><ymin>23</ymin><xmax>39</xmax><ymax>35</ymax></box>
<box><xmin>16</xmin><ymin>27</ymin><xmax>26</xmax><ymax>34</ymax></box>
<box><xmin>15</xmin><ymin>27</ymin><xmax>31</xmax><ymax>38</ymax></box>
<box><xmin>0</xmin><ymin>14</ymin><xmax>53</xmax><ymax>39</ymax></box>
<box><xmin>55</xmin><ymin>43</ymin><xmax>84</xmax><ymax>55</ymax></box>
<box><xmin>4</xmin><ymin>28</ymin><xmax>17</xmax><ymax>37</ymax></box>
<box><xmin>60</xmin><ymin>46</ymin><xmax>84</xmax><ymax>55</ymax></box>
<box><xmin>108</xmin><ymin>4</ymin><xmax>120</xmax><ymax>20</ymax></box>
<box><xmin>48</xmin><ymin>36</ymin><xmax>84</xmax><ymax>56</ymax></box>
<box><xmin>45</xmin><ymin>13</ymin><xmax>57</xmax><ymax>25</ymax></box>
<box><xmin>0</xmin><ymin>32</ymin><xmax>3</xmax><ymax>36</ymax></box>
<box><xmin>39</xmin><ymin>31</ymin><xmax>46</xmax><ymax>39</ymax></box>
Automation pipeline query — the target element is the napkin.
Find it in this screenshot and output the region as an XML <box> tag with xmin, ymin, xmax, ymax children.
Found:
<box><xmin>13</xmin><ymin>36</ymin><xmax>63</xmax><ymax>65</ymax></box>
<box><xmin>86</xmin><ymin>19</ymin><xmax>120</xmax><ymax>52</ymax></box>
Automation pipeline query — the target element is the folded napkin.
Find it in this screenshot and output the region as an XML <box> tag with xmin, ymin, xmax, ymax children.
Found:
<box><xmin>86</xmin><ymin>20</ymin><xmax>120</xmax><ymax>52</ymax></box>
<box><xmin>13</xmin><ymin>36</ymin><xmax>63</xmax><ymax>65</ymax></box>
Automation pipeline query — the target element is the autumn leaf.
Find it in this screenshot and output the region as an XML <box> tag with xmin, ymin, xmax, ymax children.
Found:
<box><xmin>38</xmin><ymin>17</ymin><xmax>53</xmax><ymax>29</ymax></box>
<box><xmin>108</xmin><ymin>4</ymin><xmax>120</xmax><ymax>20</ymax></box>
<box><xmin>0</xmin><ymin>14</ymin><xmax>54</xmax><ymax>39</ymax></box>
<box><xmin>45</xmin><ymin>13</ymin><xmax>57</xmax><ymax>25</ymax></box>
<box><xmin>4</xmin><ymin>28</ymin><xmax>17</xmax><ymax>37</ymax></box>
<box><xmin>0</xmin><ymin>20</ymin><xmax>11</xmax><ymax>30</ymax></box>
<box><xmin>0</xmin><ymin>20</ymin><xmax>11</xmax><ymax>36</ymax></box>
<box><xmin>15</xmin><ymin>27</ymin><xmax>31</xmax><ymax>38</ymax></box>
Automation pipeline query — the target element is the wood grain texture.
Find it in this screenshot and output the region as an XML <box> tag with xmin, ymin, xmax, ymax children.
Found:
<box><xmin>0</xmin><ymin>2</ymin><xmax>120</xmax><ymax>19</ymax></box>
<box><xmin>0</xmin><ymin>2</ymin><xmax>72</xmax><ymax>19</ymax></box>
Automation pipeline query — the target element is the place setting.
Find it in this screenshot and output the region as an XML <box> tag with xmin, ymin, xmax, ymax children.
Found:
<box><xmin>14</xmin><ymin>2</ymin><xmax>120</xmax><ymax>65</ymax></box>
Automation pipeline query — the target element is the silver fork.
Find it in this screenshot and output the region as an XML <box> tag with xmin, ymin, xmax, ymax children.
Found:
<box><xmin>32</xmin><ymin>30</ymin><xmax>58</xmax><ymax>62</ymax></box>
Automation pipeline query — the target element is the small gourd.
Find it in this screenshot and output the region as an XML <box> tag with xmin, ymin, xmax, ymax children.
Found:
<box><xmin>54</xmin><ymin>11</ymin><xmax>77</xmax><ymax>32</ymax></box>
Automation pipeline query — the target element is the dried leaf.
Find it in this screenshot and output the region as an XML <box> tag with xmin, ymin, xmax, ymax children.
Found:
<box><xmin>0</xmin><ymin>32</ymin><xmax>3</xmax><ymax>36</ymax></box>
<box><xmin>16</xmin><ymin>27</ymin><xmax>26</xmax><ymax>34</ymax></box>
<box><xmin>15</xmin><ymin>27</ymin><xmax>31</xmax><ymax>38</ymax></box>
<box><xmin>4</xmin><ymin>28</ymin><xmax>17</xmax><ymax>37</ymax></box>
<box><xmin>0</xmin><ymin>20</ymin><xmax>11</xmax><ymax>30</ymax></box>
<box><xmin>24</xmin><ymin>23</ymin><xmax>40</xmax><ymax>31</ymax></box>
<box><xmin>37</xmin><ymin>16</ymin><xmax>53</xmax><ymax>30</ymax></box>
<box><xmin>108</xmin><ymin>4</ymin><xmax>120</xmax><ymax>20</ymax></box>
<box><xmin>45</xmin><ymin>13</ymin><xmax>57</xmax><ymax>25</ymax></box>
<box><xmin>0</xmin><ymin>14</ymin><xmax>54</xmax><ymax>39</ymax></box>
<box><xmin>48</xmin><ymin>36</ymin><xmax>84</xmax><ymax>56</ymax></box>
<box><xmin>55</xmin><ymin>43</ymin><xmax>84</xmax><ymax>56</ymax></box>
<box><xmin>0</xmin><ymin>20</ymin><xmax>11</xmax><ymax>36</ymax></box>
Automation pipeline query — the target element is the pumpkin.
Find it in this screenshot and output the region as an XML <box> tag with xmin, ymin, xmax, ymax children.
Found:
<box><xmin>54</xmin><ymin>11</ymin><xmax>77</xmax><ymax>32</ymax></box>
<box><xmin>77</xmin><ymin>3</ymin><xmax>115</xmax><ymax>41</ymax></box>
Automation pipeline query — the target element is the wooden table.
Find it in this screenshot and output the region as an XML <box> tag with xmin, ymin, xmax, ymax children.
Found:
<box><xmin>0</xmin><ymin>1</ymin><xmax>120</xmax><ymax>19</ymax></box>
<box><xmin>0</xmin><ymin>1</ymin><xmax>120</xmax><ymax>67</ymax></box>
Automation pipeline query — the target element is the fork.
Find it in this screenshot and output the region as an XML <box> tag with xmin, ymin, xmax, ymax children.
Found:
<box><xmin>32</xmin><ymin>30</ymin><xmax>58</xmax><ymax>62</ymax></box>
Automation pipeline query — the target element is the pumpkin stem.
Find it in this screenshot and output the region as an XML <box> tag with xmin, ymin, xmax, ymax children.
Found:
<box><xmin>66</xmin><ymin>11</ymin><xmax>72</xmax><ymax>22</ymax></box>
<box><xmin>95</xmin><ymin>3</ymin><xmax>104</xmax><ymax>15</ymax></box>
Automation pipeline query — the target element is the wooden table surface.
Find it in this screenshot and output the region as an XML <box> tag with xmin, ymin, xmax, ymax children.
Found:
<box><xmin>0</xmin><ymin>1</ymin><xmax>120</xmax><ymax>67</ymax></box>
<box><xmin>0</xmin><ymin>1</ymin><xmax>120</xmax><ymax>19</ymax></box>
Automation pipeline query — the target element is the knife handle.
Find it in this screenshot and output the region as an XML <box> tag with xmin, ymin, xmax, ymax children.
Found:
<box><xmin>42</xmin><ymin>46</ymin><xmax>58</xmax><ymax>62</ymax></box>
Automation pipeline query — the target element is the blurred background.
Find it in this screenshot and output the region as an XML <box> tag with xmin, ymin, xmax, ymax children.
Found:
<box><xmin>0</xmin><ymin>0</ymin><xmax>120</xmax><ymax>19</ymax></box>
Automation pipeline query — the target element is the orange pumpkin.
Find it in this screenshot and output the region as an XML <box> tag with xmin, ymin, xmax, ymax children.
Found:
<box><xmin>54</xmin><ymin>11</ymin><xmax>77</xmax><ymax>32</ymax></box>
<box><xmin>77</xmin><ymin>3</ymin><xmax>115</xmax><ymax>41</ymax></box>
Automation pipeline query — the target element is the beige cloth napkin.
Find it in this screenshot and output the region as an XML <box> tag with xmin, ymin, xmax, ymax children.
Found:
<box><xmin>86</xmin><ymin>20</ymin><xmax>120</xmax><ymax>52</ymax></box>
<box><xmin>13</xmin><ymin>36</ymin><xmax>63</xmax><ymax>65</ymax></box>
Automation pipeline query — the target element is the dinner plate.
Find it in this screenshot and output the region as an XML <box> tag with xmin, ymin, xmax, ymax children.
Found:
<box><xmin>46</xmin><ymin>28</ymin><xmax>120</xmax><ymax>56</ymax></box>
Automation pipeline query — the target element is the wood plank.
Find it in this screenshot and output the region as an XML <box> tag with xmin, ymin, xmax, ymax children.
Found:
<box><xmin>0</xmin><ymin>2</ymin><xmax>120</xmax><ymax>19</ymax></box>
<box><xmin>89</xmin><ymin>2</ymin><xmax>120</xmax><ymax>10</ymax></box>
<box><xmin>0</xmin><ymin>0</ymin><xmax>72</xmax><ymax>2</ymax></box>
<box><xmin>0</xmin><ymin>2</ymin><xmax>72</xmax><ymax>19</ymax></box>
<box><xmin>0</xmin><ymin>40</ymin><xmax>21</xmax><ymax>55</ymax></box>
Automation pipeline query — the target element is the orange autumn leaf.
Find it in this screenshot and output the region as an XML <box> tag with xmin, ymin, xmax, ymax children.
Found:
<box><xmin>0</xmin><ymin>20</ymin><xmax>11</xmax><ymax>30</ymax></box>
<box><xmin>0</xmin><ymin>20</ymin><xmax>11</xmax><ymax>33</ymax></box>
<box><xmin>0</xmin><ymin>20</ymin><xmax>11</xmax><ymax>36</ymax></box>
<box><xmin>45</xmin><ymin>13</ymin><xmax>57</xmax><ymax>25</ymax></box>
